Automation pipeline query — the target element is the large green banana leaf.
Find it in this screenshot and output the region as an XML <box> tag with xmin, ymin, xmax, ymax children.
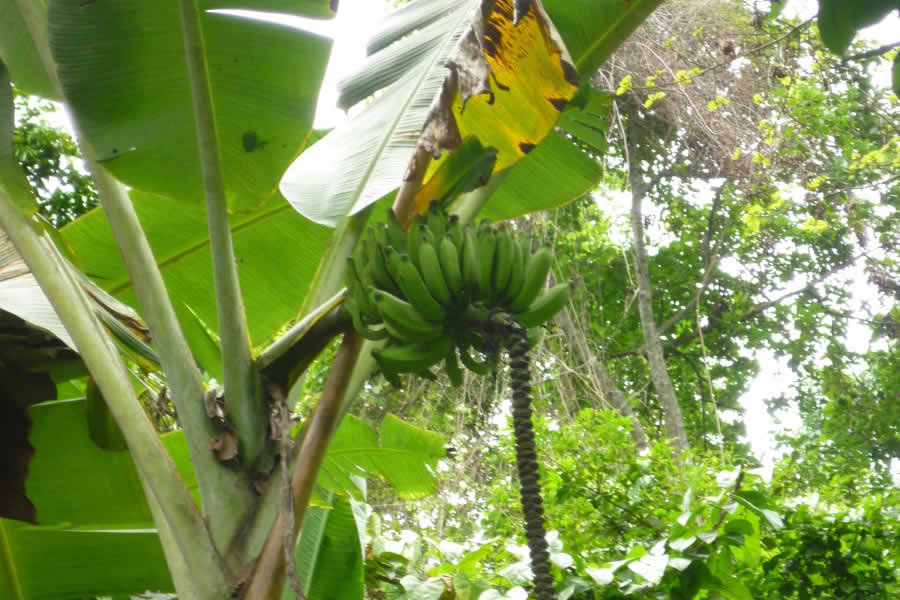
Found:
<box><xmin>289</xmin><ymin>492</ymin><xmax>365</xmax><ymax>600</ymax></box>
<box><xmin>0</xmin><ymin>0</ymin><xmax>55</xmax><ymax>99</ymax></box>
<box><xmin>0</xmin><ymin>400</ymin><xmax>440</xmax><ymax>599</ymax></box>
<box><xmin>47</xmin><ymin>0</ymin><xmax>332</xmax><ymax>214</ymax></box>
<box><xmin>319</xmin><ymin>414</ymin><xmax>446</xmax><ymax>499</ymax></box>
<box><xmin>543</xmin><ymin>0</ymin><xmax>664</xmax><ymax>76</ymax></box>
<box><xmin>60</xmin><ymin>190</ymin><xmax>333</xmax><ymax>379</ymax></box>
<box><xmin>0</xmin><ymin>398</ymin><xmax>179</xmax><ymax>600</ymax></box>
<box><xmin>38</xmin><ymin>0</ymin><xmax>338</xmax><ymax>373</ymax></box>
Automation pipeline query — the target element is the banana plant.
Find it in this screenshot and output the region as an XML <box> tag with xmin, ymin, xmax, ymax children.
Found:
<box><xmin>0</xmin><ymin>0</ymin><xmax>663</xmax><ymax>598</ymax></box>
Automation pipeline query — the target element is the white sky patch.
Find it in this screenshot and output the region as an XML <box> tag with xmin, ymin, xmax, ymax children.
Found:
<box><xmin>207</xmin><ymin>9</ymin><xmax>336</xmax><ymax>39</ymax></box>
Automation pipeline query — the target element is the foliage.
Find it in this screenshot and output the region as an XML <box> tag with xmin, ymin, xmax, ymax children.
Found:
<box><xmin>752</xmin><ymin>495</ymin><xmax>900</xmax><ymax>600</ymax></box>
<box><xmin>11</xmin><ymin>90</ymin><xmax>97</xmax><ymax>226</ymax></box>
<box><xmin>1</xmin><ymin>0</ymin><xmax>899</xmax><ymax>599</ymax></box>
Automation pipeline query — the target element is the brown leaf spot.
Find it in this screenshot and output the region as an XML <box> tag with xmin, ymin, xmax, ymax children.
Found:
<box><xmin>209</xmin><ymin>430</ymin><xmax>239</xmax><ymax>461</ymax></box>
<box><xmin>548</xmin><ymin>97</ymin><xmax>569</xmax><ymax>112</ymax></box>
<box><xmin>561</xmin><ymin>60</ymin><xmax>579</xmax><ymax>87</ymax></box>
<box><xmin>518</xmin><ymin>141</ymin><xmax>536</xmax><ymax>154</ymax></box>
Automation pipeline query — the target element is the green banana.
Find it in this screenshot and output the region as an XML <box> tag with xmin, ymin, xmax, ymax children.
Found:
<box><xmin>406</xmin><ymin>222</ymin><xmax>428</xmax><ymax>269</ymax></box>
<box><xmin>373</xmin><ymin>335</ymin><xmax>452</xmax><ymax>374</ymax></box>
<box><xmin>491</xmin><ymin>226</ymin><xmax>514</xmax><ymax>301</ymax></box>
<box><xmin>447</xmin><ymin>213</ymin><xmax>464</xmax><ymax>250</ymax></box>
<box><xmin>517</xmin><ymin>283</ymin><xmax>570</xmax><ymax>328</ymax></box>
<box><xmin>509</xmin><ymin>247</ymin><xmax>553</xmax><ymax>313</ymax></box>
<box><xmin>500</xmin><ymin>234</ymin><xmax>525</xmax><ymax>306</ymax></box>
<box><xmin>424</xmin><ymin>202</ymin><xmax>447</xmax><ymax>241</ymax></box>
<box><xmin>457</xmin><ymin>341</ymin><xmax>492</xmax><ymax>376</ymax></box>
<box><xmin>439</xmin><ymin>237</ymin><xmax>465</xmax><ymax>305</ymax></box>
<box><xmin>344</xmin><ymin>294</ymin><xmax>389</xmax><ymax>340</ymax></box>
<box><xmin>476</xmin><ymin>227</ymin><xmax>497</xmax><ymax>302</ymax></box>
<box><xmin>445</xmin><ymin>347</ymin><xmax>463</xmax><ymax>387</ymax></box>
<box><xmin>386</xmin><ymin>207</ymin><xmax>408</xmax><ymax>250</ymax></box>
<box><xmin>367</xmin><ymin>229</ymin><xmax>402</xmax><ymax>296</ymax></box>
<box><xmin>374</xmin><ymin>222</ymin><xmax>391</xmax><ymax>252</ymax></box>
<box><xmin>461</xmin><ymin>225</ymin><xmax>482</xmax><ymax>300</ymax></box>
<box><xmin>346</xmin><ymin>258</ymin><xmax>379</xmax><ymax>322</ymax></box>
<box><xmin>352</xmin><ymin>237</ymin><xmax>374</xmax><ymax>287</ymax></box>
<box><xmin>385</xmin><ymin>247</ymin><xmax>447</xmax><ymax>321</ymax></box>
<box><xmin>374</xmin><ymin>290</ymin><xmax>446</xmax><ymax>342</ymax></box>
<box><xmin>418</xmin><ymin>239</ymin><xmax>455</xmax><ymax>309</ymax></box>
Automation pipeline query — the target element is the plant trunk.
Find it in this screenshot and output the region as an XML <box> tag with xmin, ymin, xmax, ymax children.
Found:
<box><xmin>628</xmin><ymin>164</ymin><xmax>688</xmax><ymax>454</ymax></box>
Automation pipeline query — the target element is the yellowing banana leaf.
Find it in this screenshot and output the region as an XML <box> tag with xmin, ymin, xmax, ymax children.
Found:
<box><xmin>283</xmin><ymin>0</ymin><xmax>579</xmax><ymax>226</ymax></box>
<box><xmin>420</xmin><ymin>0</ymin><xmax>579</xmax><ymax>170</ymax></box>
<box><xmin>61</xmin><ymin>190</ymin><xmax>333</xmax><ymax>378</ymax></box>
<box><xmin>48</xmin><ymin>0</ymin><xmax>332</xmax><ymax>213</ymax></box>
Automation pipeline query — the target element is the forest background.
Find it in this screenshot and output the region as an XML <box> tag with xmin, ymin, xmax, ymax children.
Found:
<box><xmin>2</xmin><ymin>0</ymin><xmax>899</xmax><ymax>599</ymax></box>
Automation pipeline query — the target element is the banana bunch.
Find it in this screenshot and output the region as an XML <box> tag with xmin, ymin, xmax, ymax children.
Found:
<box><xmin>344</xmin><ymin>203</ymin><xmax>569</xmax><ymax>385</ymax></box>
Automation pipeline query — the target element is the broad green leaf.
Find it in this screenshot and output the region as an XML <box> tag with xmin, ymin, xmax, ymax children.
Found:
<box><xmin>288</xmin><ymin>493</ymin><xmax>364</xmax><ymax>600</ymax></box>
<box><xmin>480</xmin><ymin>130</ymin><xmax>603</xmax><ymax>222</ymax></box>
<box><xmin>61</xmin><ymin>191</ymin><xmax>333</xmax><ymax>378</ymax></box>
<box><xmin>0</xmin><ymin>2</ymin><xmax>56</xmax><ymax>98</ymax></box>
<box><xmin>817</xmin><ymin>0</ymin><xmax>900</xmax><ymax>54</ymax></box>
<box><xmin>412</xmin><ymin>136</ymin><xmax>497</xmax><ymax>215</ymax></box>
<box><xmin>0</xmin><ymin>398</ymin><xmax>172</xmax><ymax>599</ymax></box>
<box><xmin>318</xmin><ymin>414</ymin><xmax>445</xmax><ymax>499</ymax></box>
<box><xmin>399</xmin><ymin>576</ymin><xmax>446</xmax><ymax>600</ymax></box>
<box><xmin>544</xmin><ymin>0</ymin><xmax>665</xmax><ymax>76</ymax></box>
<box><xmin>48</xmin><ymin>0</ymin><xmax>332</xmax><ymax>213</ymax></box>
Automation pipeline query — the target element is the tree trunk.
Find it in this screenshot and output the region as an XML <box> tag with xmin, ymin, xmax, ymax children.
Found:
<box><xmin>557</xmin><ymin>307</ymin><xmax>650</xmax><ymax>451</ymax></box>
<box><xmin>628</xmin><ymin>164</ymin><xmax>689</xmax><ymax>454</ymax></box>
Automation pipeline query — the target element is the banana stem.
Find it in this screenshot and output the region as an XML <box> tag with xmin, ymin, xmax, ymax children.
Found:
<box><xmin>486</xmin><ymin>312</ymin><xmax>554</xmax><ymax>600</ymax></box>
<box><xmin>177</xmin><ymin>0</ymin><xmax>267</xmax><ymax>471</ymax></box>
<box><xmin>242</xmin><ymin>331</ymin><xmax>364</xmax><ymax>599</ymax></box>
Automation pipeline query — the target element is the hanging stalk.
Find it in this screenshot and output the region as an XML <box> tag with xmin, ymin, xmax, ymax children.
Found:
<box><xmin>486</xmin><ymin>312</ymin><xmax>554</xmax><ymax>600</ymax></box>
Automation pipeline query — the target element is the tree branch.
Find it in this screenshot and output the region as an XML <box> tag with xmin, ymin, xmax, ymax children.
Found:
<box><xmin>842</xmin><ymin>40</ymin><xmax>900</xmax><ymax>62</ymax></box>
